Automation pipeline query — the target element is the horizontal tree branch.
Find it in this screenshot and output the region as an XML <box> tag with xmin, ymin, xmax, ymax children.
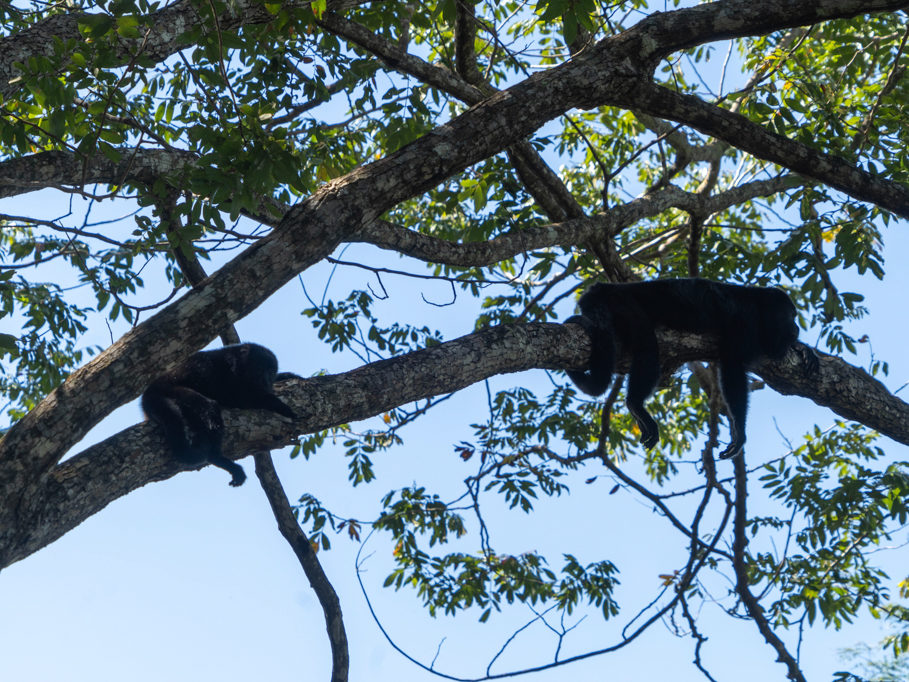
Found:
<box><xmin>0</xmin><ymin>146</ymin><xmax>794</xmax><ymax>270</ymax></box>
<box><xmin>3</xmin><ymin>322</ymin><xmax>906</xmax><ymax>569</ymax></box>
<box><xmin>0</xmin><ymin>148</ymin><xmax>197</xmax><ymax>199</ymax></box>
<box><xmin>1</xmin><ymin>323</ymin><xmax>582</xmax><ymax>567</ymax></box>
<box><xmin>354</xmin><ymin>176</ymin><xmax>800</xmax><ymax>266</ymax></box>
<box><xmin>635</xmin><ymin>0</ymin><xmax>909</xmax><ymax>60</ymax></box>
<box><xmin>0</xmin><ymin>0</ymin><xmax>369</xmax><ymax>100</ymax></box>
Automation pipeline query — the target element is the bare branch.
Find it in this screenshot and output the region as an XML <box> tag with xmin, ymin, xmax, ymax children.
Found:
<box><xmin>729</xmin><ymin>454</ymin><xmax>806</xmax><ymax>682</ymax></box>
<box><xmin>254</xmin><ymin>453</ymin><xmax>349</xmax><ymax>682</ymax></box>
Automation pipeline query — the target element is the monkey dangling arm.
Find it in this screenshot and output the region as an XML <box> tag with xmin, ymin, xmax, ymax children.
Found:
<box><xmin>142</xmin><ymin>343</ymin><xmax>295</xmax><ymax>487</ymax></box>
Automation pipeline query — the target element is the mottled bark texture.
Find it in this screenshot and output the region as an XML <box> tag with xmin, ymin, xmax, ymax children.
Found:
<box><xmin>2</xmin><ymin>0</ymin><xmax>909</xmax><ymax>566</ymax></box>
<box><xmin>3</xmin><ymin>323</ymin><xmax>906</xmax><ymax>568</ymax></box>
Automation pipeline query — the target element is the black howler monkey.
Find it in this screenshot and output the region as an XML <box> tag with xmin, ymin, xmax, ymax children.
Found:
<box><xmin>565</xmin><ymin>279</ymin><xmax>815</xmax><ymax>459</ymax></box>
<box><xmin>142</xmin><ymin>343</ymin><xmax>295</xmax><ymax>486</ymax></box>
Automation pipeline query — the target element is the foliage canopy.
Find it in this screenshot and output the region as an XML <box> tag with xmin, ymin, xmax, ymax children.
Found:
<box><xmin>1</xmin><ymin>0</ymin><xmax>909</xmax><ymax>680</ymax></box>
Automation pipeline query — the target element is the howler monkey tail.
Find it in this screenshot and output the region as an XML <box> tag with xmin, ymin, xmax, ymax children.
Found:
<box><xmin>564</xmin><ymin>313</ymin><xmax>616</xmax><ymax>396</ymax></box>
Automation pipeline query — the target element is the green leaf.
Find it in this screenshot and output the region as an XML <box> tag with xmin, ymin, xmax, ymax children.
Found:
<box><xmin>78</xmin><ymin>14</ymin><xmax>115</xmax><ymax>38</ymax></box>
<box><xmin>310</xmin><ymin>0</ymin><xmax>327</xmax><ymax>18</ymax></box>
<box><xmin>0</xmin><ymin>333</ymin><xmax>17</xmax><ymax>356</ymax></box>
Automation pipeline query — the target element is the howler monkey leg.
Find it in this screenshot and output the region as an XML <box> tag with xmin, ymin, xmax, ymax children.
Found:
<box><xmin>172</xmin><ymin>389</ymin><xmax>223</xmax><ymax>457</ymax></box>
<box><xmin>717</xmin><ymin>358</ymin><xmax>749</xmax><ymax>459</ymax></box>
<box><xmin>564</xmin><ymin>314</ymin><xmax>615</xmax><ymax>396</ymax></box>
<box><xmin>625</xmin><ymin>336</ymin><xmax>661</xmax><ymax>450</ymax></box>
<box><xmin>143</xmin><ymin>393</ymin><xmax>194</xmax><ymax>458</ymax></box>
<box><xmin>205</xmin><ymin>454</ymin><xmax>247</xmax><ymax>487</ymax></box>
<box><xmin>177</xmin><ymin>402</ymin><xmax>246</xmax><ymax>486</ymax></box>
<box><xmin>142</xmin><ymin>386</ymin><xmax>219</xmax><ymax>462</ymax></box>
<box><xmin>179</xmin><ymin>398</ymin><xmax>250</xmax><ymax>485</ymax></box>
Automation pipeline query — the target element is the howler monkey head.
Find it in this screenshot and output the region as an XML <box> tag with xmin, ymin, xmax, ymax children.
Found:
<box><xmin>758</xmin><ymin>289</ymin><xmax>800</xmax><ymax>359</ymax></box>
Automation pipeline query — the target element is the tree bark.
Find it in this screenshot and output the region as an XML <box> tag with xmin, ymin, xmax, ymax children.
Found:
<box><xmin>3</xmin><ymin>323</ymin><xmax>906</xmax><ymax>569</ymax></box>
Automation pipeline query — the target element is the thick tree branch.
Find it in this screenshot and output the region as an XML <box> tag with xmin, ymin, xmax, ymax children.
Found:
<box><xmin>4</xmin><ymin>323</ymin><xmax>907</xmax><ymax>569</ymax></box>
<box><xmin>756</xmin><ymin>351</ymin><xmax>909</xmax><ymax>446</ymax></box>
<box><xmin>0</xmin><ymin>0</ymin><xmax>370</xmax><ymax>100</ymax></box>
<box><xmin>0</xmin><ymin>148</ymin><xmax>196</xmax><ymax>199</ymax></box>
<box><xmin>631</xmin><ymin>83</ymin><xmax>909</xmax><ymax>215</ymax></box>
<box><xmin>317</xmin><ymin>8</ymin><xmax>623</xmax><ymax>275</ymax></box>
<box><xmin>634</xmin><ymin>0</ymin><xmax>909</xmax><ymax>61</ymax></box>
<box><xmin>1</xmin><ymin>323</ymin><xmax>583</xmax><ymax>567</ymax></box>
<box><xmin>0</xmin><ymin>0</ymin><xmax>261</xmax><ymax>100</ymax></box>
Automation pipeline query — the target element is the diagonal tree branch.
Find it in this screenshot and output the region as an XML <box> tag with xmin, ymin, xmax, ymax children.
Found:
<box><xmin>631</xmin><ymin>83</ymin><xmax>909</xmax><ymax>215</ymax></box>
<box><xmin>254</xmin><ymin>453</ymin><xmax>349</xmax><ymax>682</ymax></box>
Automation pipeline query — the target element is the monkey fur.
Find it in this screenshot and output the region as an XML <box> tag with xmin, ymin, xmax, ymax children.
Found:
<box><xmin>142</xmin><ymin>343</ymin><xmax>295</xmax><ymax>486</ymax></box>
<box><xmin>565</xmin><ymin>279</ymin><xmax>817</xmax><ymax>459</ymax></box>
